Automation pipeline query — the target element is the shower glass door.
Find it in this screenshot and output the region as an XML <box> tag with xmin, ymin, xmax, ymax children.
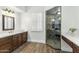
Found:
<box><xmin>46</xmin><ymin>6</ymin><xmax>61</xmax><ymax>50</ymax></box>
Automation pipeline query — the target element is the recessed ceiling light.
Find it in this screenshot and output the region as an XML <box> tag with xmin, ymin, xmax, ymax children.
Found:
<box><xmin>57</xmin><ymin>12</ymin><xmax>60</xmax><ymax>15</ymax></box>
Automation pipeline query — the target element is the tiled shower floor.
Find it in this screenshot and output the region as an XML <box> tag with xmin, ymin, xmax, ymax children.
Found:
<box><xmin>47</xmin><ymin>38</ymin><xmax>61</xmax><ymax>49</ymax></box>
<box><xmin>46</xmin><ymin>29</ymin><xmax>61</xmax><ymax>49</ymax></box>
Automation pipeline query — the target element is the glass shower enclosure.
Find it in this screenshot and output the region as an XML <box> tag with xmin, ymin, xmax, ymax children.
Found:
<box><xmin>46</xmin><ymin>6</ymin><xmax>61</xmax><ymax>50</ymax></box>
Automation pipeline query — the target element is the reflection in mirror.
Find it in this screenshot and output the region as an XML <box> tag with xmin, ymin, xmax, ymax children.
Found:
<box><xmin>2</xmin><ymin>15</ymin><xmax>15</xmax><ymax>31</ymax></box>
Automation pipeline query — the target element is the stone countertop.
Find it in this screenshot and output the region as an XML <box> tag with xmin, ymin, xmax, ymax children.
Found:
<box><xmin>0</xmin><ymin>30</ymin><xmax>27</xmax><ymax>38</ymax></box>
<box><xmin>62</xmin><ymin>33</ymin><xmax>79</xmax><ymax>46</ymax></box>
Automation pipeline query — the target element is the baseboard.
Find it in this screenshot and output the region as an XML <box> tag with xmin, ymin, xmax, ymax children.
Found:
<box><xmin>61</xmin><ymin>50</ymin><xmax>72</xmax><ymax>53</ymax></box>
<box><xmin>46</xmin><ymin>44</ymin><xmax>61</xmax><ymax>50</ymax></box>
<box><xmin>27</xmin><ymin>39</ymin><xmax>45</xmax><ymax>44</ymax></box>
<box><xmin>61</xmin><ymin>49</ymin><xmax>73</xmax><ymax>53</ymax></box>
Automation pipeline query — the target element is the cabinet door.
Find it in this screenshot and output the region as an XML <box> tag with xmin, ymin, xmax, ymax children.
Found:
<box><xmin>22</xmin><ymin>32</ymin><xmax>27</xmax><ymax>43</ymax></box>
<box><xmin>12</xmin><ymin>35</ymin><xmax>19</xmax><ymax>50</ymax></box>
<box><xmin>0</xmin><ymin>36</ymin><xmax>12</xmax><ymax>53</ymax></box>
<box><xmin>18</xmin><ymin>34</ymin><xmax>22</xmax><ymax>46</ymax></box>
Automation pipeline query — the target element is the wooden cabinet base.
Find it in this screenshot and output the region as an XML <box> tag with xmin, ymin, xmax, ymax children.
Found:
<box><xmin>62</xmin><ymin>35</ymin><xmax>79</xmax><ymax>53</ymax></box>
<box><xmin>0</xmin><ymin>32</ymin><xmax>27</xmax><ymax>53</ymax></box>
<box><xmin>0</xmin><ymin>36</ymin><xmax>13</xmax><ymax>53</ymax></box>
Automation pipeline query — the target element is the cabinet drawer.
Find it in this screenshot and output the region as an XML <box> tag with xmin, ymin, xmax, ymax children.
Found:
<box><xmin>0</xmin><ymin>37</ymin><xmax>12</xmax><ymax>46</ymax></box>
<box><xmin>12</xmin><ymin>35</ymin><xmax>19</xmax><ymax>50</ymax></box>
<box><xmin>18</xmin><ymin>34</ymin><xmax>22</xmax><ymax>46</ymax></box>
<box><xmin>23</xmin><ymin>32</ymin><xmax>27</xmax><ymax>40</ymax></box>
<box><xmin>13</xmin><ymin>35</ymin><xmax>19</xmax><ymax>38</ymax></box>
<box><xmin>0</xmin><ymin>37</ymin><xmax>12</xmax><ymax>53</ymax></box>
<box><xmin>0</xmin><ymin>32</ymin><xmax>28</xmax><ymax>53</ymax></box>
<box><xmin>0</xmin><ymin>42</ymin><xmax>12</xmax><ymax>53</ymax></box>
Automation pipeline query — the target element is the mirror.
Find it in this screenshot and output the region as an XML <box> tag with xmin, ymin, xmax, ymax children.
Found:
<box><xmin>2</xmin><ymin>15</ymin><xmax>15</xmax><ymax>31</ymax></box>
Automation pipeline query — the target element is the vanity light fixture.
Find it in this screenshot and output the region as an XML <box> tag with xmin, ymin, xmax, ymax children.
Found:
<box><xmin>2</xmin><ymin>8</ymin><xmax>15</xmax><ymax>14</ymax></box>
<box><xmin>2</xmin><ymin>8</ymin><xmax>15</xmax><ymax>17</ymax></box>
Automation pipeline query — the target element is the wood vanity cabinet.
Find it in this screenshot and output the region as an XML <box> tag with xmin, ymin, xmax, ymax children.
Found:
<box><xmin>12</xmin><ymin>32</ymin><xmax>27</xmax><ymax>50</ymax></box>
<box><xmin>0</xmin><ymin>32</ymin><xmax>28</xmax><ymax>53</ymax></box>
<box><xmin>21</xmin><ymin>32</ymin><xmax>27</xmax><ymax>44</ymax></box>
<box><xmin>62</xmin><ymin>36</ymin><xmax>73</xmax><ymax>48</ymax></box>
<box><xmin>12</xmin><ymin>34</ymin><xmax>19</xmax><ymax>50</ymax></box>
<box><xmin>18</xmin><ymin>32</ymin><xmax>27</xmax><ymax>46</ymax></box>
<box><xmin>62</xmin><ymin>35</ymin><xmax>79</xmax><ymax>53</ymax></box>
<box><xmin>18</xmin><ymin>34</ymin><xmax>23</xmax><ymax>46</ymax></box>
<box><xmin>0</xmin><ymin>36</ymin><xmax>13</xmax><ymax>53</ymax></box>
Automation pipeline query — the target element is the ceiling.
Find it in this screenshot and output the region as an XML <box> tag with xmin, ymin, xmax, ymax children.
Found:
<box><xmin>46</xmin><ymin>6</ymin><xmax>61</xmax><ymax>15</ymax></box>
<box><xmin>0</xmin><ymin>6</ymin><xmax>55</xmax><ymax>13</ymax></box>
<box><xmin>16</xmin><ymin>6</ymin><xmax>54</xmax><ymax>13</ymax></box>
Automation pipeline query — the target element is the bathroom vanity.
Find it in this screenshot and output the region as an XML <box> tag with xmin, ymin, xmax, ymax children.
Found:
<box><xmin>62</xmin><ymin>33</ymin><xmax>79</xmax><ymax>53</ymax></box>
<box><xmin>0</xmin><ymin>31</ymin><xmax>27</xmax><ymax>53</ymax></box>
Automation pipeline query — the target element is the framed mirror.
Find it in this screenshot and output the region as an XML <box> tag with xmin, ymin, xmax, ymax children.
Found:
<box><xmin>2</xmin><ymin>15</ymin><xmax>15</xmax><ymax>31</ymax></box>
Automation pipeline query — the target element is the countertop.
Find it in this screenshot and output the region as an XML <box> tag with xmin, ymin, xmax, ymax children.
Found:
<box><xmin>0</xmin><ymin>30</ymin><xmax>27</xmax><ymax>38</ymax></box>
<box><xmin>62</xmin><ymin>32</ymin><xmax>79</xmax><ymax>46</ymax></box>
